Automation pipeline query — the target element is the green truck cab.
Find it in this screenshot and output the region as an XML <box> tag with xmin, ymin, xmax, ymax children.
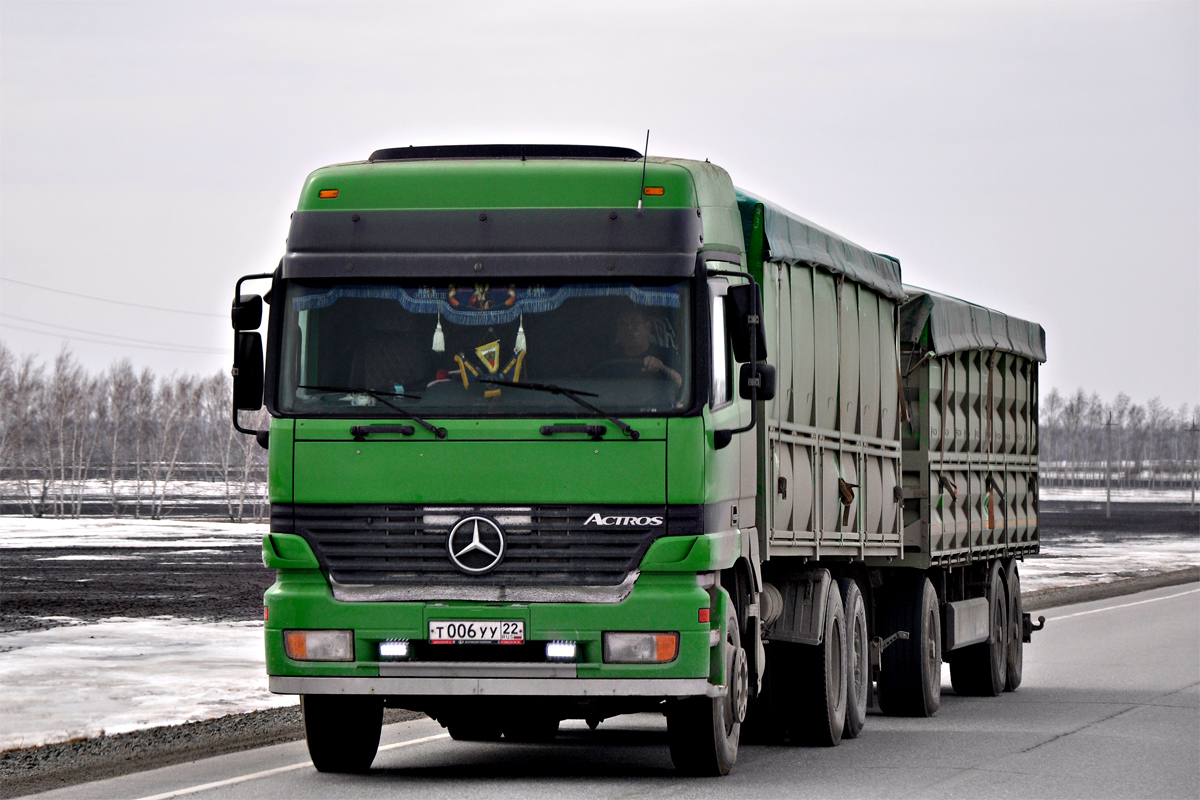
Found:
<box><xmin>233</xmin><ymin>144</ymin><xmax>1046</xmax><ymax>776</ymax></box>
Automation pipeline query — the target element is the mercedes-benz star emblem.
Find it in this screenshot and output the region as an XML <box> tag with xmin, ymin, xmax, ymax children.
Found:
<box><xmin>446</xmin><ymin>516</ymin><xmax>506</xmax><ymax>575</ymax></box>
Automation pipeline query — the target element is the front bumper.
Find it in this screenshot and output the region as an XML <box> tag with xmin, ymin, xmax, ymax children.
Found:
<box><xmin>270</xmin><ymin>675</ymin><xmax>724</xmax><ymax>698</ymax></box>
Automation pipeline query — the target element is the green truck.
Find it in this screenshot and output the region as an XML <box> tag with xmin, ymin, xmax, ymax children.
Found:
<box><xmin>232</xmin><ymin>144</ymin><xmax>1047</xmax><ymax>776</ymax></box>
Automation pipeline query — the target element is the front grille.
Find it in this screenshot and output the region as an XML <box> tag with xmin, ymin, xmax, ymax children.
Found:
<box><xmin>273</xmin><ymin>504</ymin><xmax>700</xmax><ymax>587</ymax></box>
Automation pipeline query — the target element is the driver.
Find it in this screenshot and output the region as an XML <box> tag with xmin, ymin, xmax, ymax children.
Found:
<box><xmin>613</xmin><ymin>306</ymin><xmax>683</xmax><ymax>388</ymax></box>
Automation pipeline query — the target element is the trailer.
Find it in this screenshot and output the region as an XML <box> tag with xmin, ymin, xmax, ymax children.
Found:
<box><xmin>232</xmin><ymin>144</ymin><xmax>1046</xmax><ymax>776</ymax></box>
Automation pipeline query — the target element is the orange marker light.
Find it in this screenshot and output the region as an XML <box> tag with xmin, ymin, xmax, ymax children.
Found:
<box><xmin>643</xmin><ymin>187</ymin><xmax>665</xmax><ymax>196</ymax></box>
<box><xmin>698</xmin><ymin>607</ymin><xmax>710</xmax><ymax>624</ymax></box>
<box><xmin>318</xmin><ymin>189</ymin><xmax>339</xmax><ymax>199</ymax></box>
<box><xmin>655</xmin><ymin>633</ymin><xmax>678</xmax><ymax>662</ymax></box>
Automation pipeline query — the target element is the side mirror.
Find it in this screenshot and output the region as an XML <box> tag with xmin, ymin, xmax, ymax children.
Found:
<box><xmin>724</xmin><ymin>283</ymin><xmax>768</xmax><ymax>363</ymax></box>
<box><xmin>233</xmin><ymin>332</ymin><xmax>264</xmax><ymax>410</ymax></box>
<box><xmin>232</xmin><ymin>294</ymin><xmax>263</xmax><ymax>331</ymax></box>
<box><xmin>739</xmin><ymin>362</ymin><xmax>776</xmax><ymax>401</ymax></box>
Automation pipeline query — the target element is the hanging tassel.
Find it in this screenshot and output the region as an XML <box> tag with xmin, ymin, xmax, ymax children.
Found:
<box><xmin>514</xmin><ymin>313</ymin><xmax>527</xmax><ymax>354</ymax></box>
<box><xmin>432</xmin><ymin>313</ymin><xmax>445</xmax><ymax>353</ymax></box>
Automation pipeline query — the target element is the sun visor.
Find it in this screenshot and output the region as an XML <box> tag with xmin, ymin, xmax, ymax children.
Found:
<box><xmin>282</xmin><ymin>208</ymin><xmax>703</xmax><ymax>279</ymax></box>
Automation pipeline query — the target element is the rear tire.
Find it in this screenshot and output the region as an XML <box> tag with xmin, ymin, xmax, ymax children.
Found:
<box><xmin>301</xmin><ymin>694</ymin><xmax>383</xmax><ymax>773</ymax></box>
<box><xmin>838</xmin><ymin>578</ymin><xmax>869</xmax><ymax>739</ymax></box>
<box><xmin>789</xmin><ymin>579</ymin><xmax>847</xmax><ymax>746</ymax></box>
<box><xmin>877</xmin><ymin>576</ymin><xmax>941</xmax><ymax>717</ymax></box>
<box><xmin>667</xmin><ymin>604</ymin><xmax>745</xmax><ymax>776</ymax></box>
<box><xmin>1004</xmin><ymin>559</ymin><xmax>1023</xmax><ymax>692</ymax></box>
<box><xmin>950</xmin><ymin>560</ymin><xmax>1008</xmax><ymax>697</ymax></box>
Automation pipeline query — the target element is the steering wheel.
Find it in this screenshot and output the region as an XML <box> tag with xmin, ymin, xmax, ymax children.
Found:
<box><xmin>587</xmin><ymin>357</ymin><xmax>647</xmax><ymax>378</ymax></box>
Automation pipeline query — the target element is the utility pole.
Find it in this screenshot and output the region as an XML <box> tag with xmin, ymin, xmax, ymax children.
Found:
<box><xmin>1104</xmin><ymin>413</ymin><xmax>1114</xmax><ymax>519</ymax></box>
<box><xmin>1190</xmin><ymin>421</ymin><xmax>1198</xmax><ymax>507</ymax></box>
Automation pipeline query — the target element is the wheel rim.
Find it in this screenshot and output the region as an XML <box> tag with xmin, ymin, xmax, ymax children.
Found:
<box><xmin>925</xmin><ymin>605</ymin><xmax>940</xmax><ymax>698</ymax></box>
<box><xmin>829</xmin><ymin>618</ymin><xmax>843</xmax><ymax>703</ymax></box>
<box><xmin>992</xmin><ymin>593</ymin><xmax>1006</xmax><ymax>676</ymax></box>
<box><xmin>852</xmin><ymin>613</ymin><xmax>865</xmax><ymax>696</ymax></box>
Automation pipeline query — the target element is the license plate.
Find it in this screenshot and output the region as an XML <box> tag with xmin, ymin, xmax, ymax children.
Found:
<box><xmin>428</xmin><ymin>620</ymin><xmax>524</xmax><ymax>645</ymax></box>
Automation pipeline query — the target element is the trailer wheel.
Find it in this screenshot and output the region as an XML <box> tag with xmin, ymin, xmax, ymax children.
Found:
<box><xmin>667</xmin><ymin>605</ymin><xmax>745</xmax><ymax>776</ymax></box>
<box><xmin>789</xmin><ymin>579</ymin><xmax>847</xmax><ymax>746</ymax></box>
<box><xmin>950</xmin><ymin>560</ymin><xmax>1008</xmax><ymax>697</ymax></box>
<box><xmin>301</xmin><ymin>694</ymin><xmax>383</xmax><ymax>773</ymax></box>
<box><xmin>1004</xmin><ymin>559</ymin><xmax>1023</xmax><ymax>692</ymax></box>
<box><xmin>877</xmin><ymin>576</ymin><xmax>941</xmax><ymax>717</ymax></box>
<box><xmin>838</xmin><ymin>578</ymin><xmax>869</xmax><ymax>739</ymax></box>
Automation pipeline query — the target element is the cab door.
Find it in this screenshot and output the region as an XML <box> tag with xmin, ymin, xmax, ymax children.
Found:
<box><xmin>703</xmin><ymin>278</ymin><xmax>747</xmax><ymax>533</ymax></box>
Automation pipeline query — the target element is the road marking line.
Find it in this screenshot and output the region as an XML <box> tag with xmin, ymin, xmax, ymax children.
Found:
<box><xmin>1046</xmin><ymin>587</ymin><xmax>1199</xmax><ymax>621</ymax></box>
<box><xmin>132</xmin><ymin>732</ymin><xmax>450</xmax><ymax>800</ymax></box>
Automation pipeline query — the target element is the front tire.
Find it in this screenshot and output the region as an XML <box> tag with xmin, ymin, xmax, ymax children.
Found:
<box><xmin>667</xmin><ymin>605</ymin><xmax>745</xmax><ymax>776</ymax></box>
<box><xmin>301</xmin><ymin>695</ymin><xmax>383</xmax><ymax>773</ymax></box>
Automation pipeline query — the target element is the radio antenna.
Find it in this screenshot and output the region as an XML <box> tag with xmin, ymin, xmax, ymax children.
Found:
<box><xmin>637</xmin><ymin>130</ymin><xmax>649</xmax><ymax>210</ymax></box>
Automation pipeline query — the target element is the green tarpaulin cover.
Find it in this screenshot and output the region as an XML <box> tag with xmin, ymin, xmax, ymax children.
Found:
<box><xmin>735</xmin><ymin>189</ymin><xmax>904</xmax><ymax>301</ymax></box>
<box><xmin>900</xmin><ymin>285</ymin><xmax>1046</xmax><ymax>363</ymax></box>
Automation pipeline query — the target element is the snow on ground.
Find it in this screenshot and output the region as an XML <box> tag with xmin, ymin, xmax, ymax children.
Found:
<box><xmin>1022</xmin><ymin>534</ymin><xmax>1200</xmax><ymax>591</ymax></box>
<box><xmin>0</xmin><ymin>617</ymin><xmax>294</xmax><ymax>751</ymax></box>
<box><xmin>1</xmin><ymin>479</ymin><xmax>259</xmax><ymax>500</ymax></box>
<box><xmin>1040</xmin><ymin>487</ymin><xmax>1197</xmax><ymax>503</ymax></box>
<box><xmin>0</xmin><ymin>517</ymin><xmax>266</xmax><ymax>550</ymax></box>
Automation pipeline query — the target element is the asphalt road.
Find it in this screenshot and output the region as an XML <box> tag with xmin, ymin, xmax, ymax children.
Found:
<box><xmin>20</xmin><ymin>583</ymin><xmax>1199</xmax><ymax>800</ymax></box>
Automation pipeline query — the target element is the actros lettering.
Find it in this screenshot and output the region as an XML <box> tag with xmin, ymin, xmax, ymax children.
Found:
<box><xmin>583</xmin><ymin>513</ymin><xmax>664</xmax><ymax>527</ymax></box>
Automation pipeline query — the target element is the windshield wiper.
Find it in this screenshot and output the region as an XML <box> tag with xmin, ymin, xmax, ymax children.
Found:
<box><xmin>478</xmin><ymin>377</ymin><xmax>640</xmax><ymax>440</ymax></box>
<box><xmin>298</xmin><ymin>385</ymin><xmax>447</xmax><ymax>439</ymax></box>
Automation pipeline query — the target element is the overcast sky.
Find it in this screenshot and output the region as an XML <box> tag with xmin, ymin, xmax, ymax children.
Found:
<box><xmin>1</xmin><ymin>1</ymin><xmax>1196</xmax><ymax>409</ymax></box>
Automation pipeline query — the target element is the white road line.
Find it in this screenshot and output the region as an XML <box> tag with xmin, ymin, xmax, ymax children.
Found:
<box><xmin>1046</xmin><ymin>587</ymin><xmax>1200</xmax><ymax>622</ymax></box>
<box><xmin>131</xmin><ymin>732</ymin><xmax>450</xmax><ymax>800</ymax></box>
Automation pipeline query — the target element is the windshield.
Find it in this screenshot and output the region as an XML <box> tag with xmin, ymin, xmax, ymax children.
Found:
<box><xmin>276</xmin><ymin>279</ymin><xmax>693</xmax><ymax>417</ymax></box>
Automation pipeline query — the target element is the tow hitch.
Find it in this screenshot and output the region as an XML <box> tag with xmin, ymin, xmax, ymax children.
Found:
<box><xmin>1022</xmin><ymin>613</ymin><xmax>1045</xmax><ymax>643</ymax></box>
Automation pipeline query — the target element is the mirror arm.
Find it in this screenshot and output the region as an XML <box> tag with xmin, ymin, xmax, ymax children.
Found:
<box><xmin>232</xmin><ymin>406</ymin><xmax>258</xmax><ymax>436</ymax></box>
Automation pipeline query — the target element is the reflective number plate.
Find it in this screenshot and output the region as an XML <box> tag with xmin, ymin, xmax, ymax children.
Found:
<box><xmin>428</xmin><ymin>620</ymin><xmax>524</xmax><ymax>645</ymax></box>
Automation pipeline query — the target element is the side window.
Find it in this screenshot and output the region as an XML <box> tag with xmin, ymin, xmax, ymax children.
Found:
<box><xmin>711</xmin><ymin>293</ymin><xmax>732</xmax><ymax>407</ymax></box>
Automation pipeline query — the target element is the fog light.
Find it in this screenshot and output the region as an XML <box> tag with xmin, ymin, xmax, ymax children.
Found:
<box><xmin>602</xmin><ymin>632</ymin><xmax>679</xmax><ymax>663</ymax></box>
<box><xmin>283</xmin><ymin>630</ymin><xmax>353</xmax><ymax>662</ymax></box>
<box><xmin>379</xmin><ymin>639</ymin><xmax>411</xmax><ymax>661</ymax></box>
<box><xmin>546</xmin><ymin>641</ymin><xmax>577</xmax><ymax>661</ymax></box>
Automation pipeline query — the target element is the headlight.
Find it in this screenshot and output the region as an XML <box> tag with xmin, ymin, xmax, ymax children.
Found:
<box><xmin>283</xmin><ymin>629</ymin><xmax>354</xmax><ymax>661</ymax></box>
<box><xmin>602</xmin><ymin>632</ymin><xmax>679</xmax><ymax>663</ymax></box>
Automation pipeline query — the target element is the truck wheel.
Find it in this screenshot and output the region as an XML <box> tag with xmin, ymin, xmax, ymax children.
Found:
<box><xmin>301</xmin><ymin>694</ymin><xmax>383</xmax><ymax>773</ymax></box>
<box><xmin>950</xmin><ymin>560</ymin><xmax>1008</xmax><ymax>697</ymax></box>
<box><xmin>446</xmin><ymin>717</ymin><xmax>503</xmax><ymax>741</ymax></box>
<box><xmin>838</xmin><ymin>577</ymin><xmax>869</xmax><ymax>739</ymax></box>
<box><xmin>504</xmin><ymin>716</ymin><xmax>560</xmax><ymax>742</ymax></box>
<box><xmin>667</xmin><ymin>605</ymin><xmax>745</xmax><ymax>776</ymax></box>
<box><xmin>789</xmin><ymin>579</ymin><xmax>847</xmax><ymax>746</ymax></box>
<box><xmin>1004</xmin><ymin>559</ymin><xmax>1023</xmax><ymax>692</ymax></box>
<box><xmin>877</xmin><ymin>576</ymin><xmax>941</xmax><ymax>717</ymax></box>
